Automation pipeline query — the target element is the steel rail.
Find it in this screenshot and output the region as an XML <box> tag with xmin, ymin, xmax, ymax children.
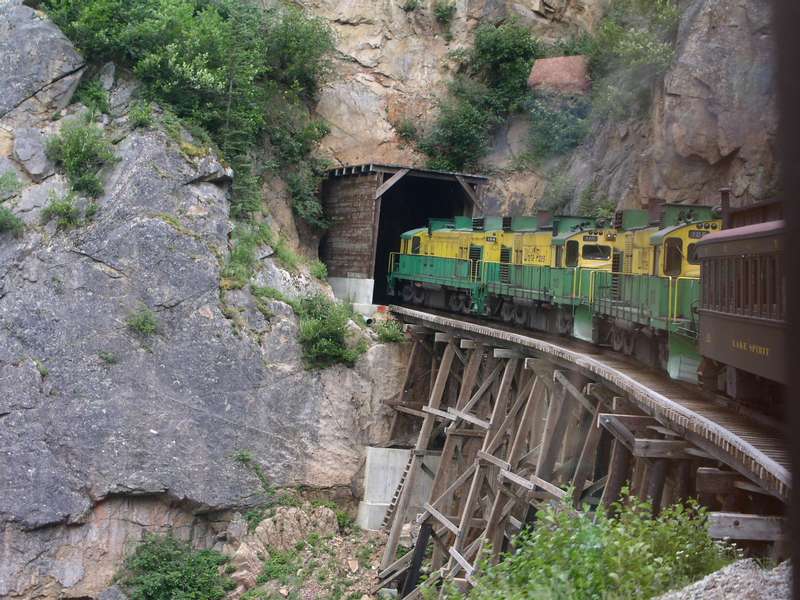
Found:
<box><xmin>390</xmin><ymin>305</ymin><xmax>790</xmax><ymax>502</ymax></box>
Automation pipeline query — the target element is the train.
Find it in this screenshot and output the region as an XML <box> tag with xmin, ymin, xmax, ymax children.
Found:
<box><xmin>386</xmin><ymin>200</ymin><xmax>785</xmax><ymax>409</ymax></box>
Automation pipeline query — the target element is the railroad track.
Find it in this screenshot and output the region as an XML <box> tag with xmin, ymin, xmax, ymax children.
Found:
<box><xmin>390</xmin><ymin>305</ymin><xmax>790</xmax><ymax>503</ymax></box>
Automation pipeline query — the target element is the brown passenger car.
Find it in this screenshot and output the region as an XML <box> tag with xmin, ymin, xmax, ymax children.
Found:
<box><xmin>696</xmin><ymin>220</ymin><xmax>786</xmax><ymax>392</ymax></box>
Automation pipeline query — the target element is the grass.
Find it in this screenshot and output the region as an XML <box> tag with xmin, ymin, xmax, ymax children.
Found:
<box><xmin>402</xmin><ymin>0</ymin><xmax>420</xmax><ymax>11</ymax></box>
<box><xmin>129</xmin><ymin>100</ymin><xmax>153</xmax><ymax>128</ymax></box>
<box><xmin>433</xmin><ymin>0</ymin><xmax>456</xmax><ymax>25</ymax></box>
<box><xmin>118</xmin><ymin>534</ymin><xmax>234</xmax><ymax>600</ymax></box>
<box><xmin>251</xmin><ymin>285</ymin><xmax>300</xmax><ymax>313</ymax></box>
<box><xmin>98</xmin><ymin>350</ymin><xmax>119</xmax><ymax>364</ymax></box>
<box><xmin>126</xmin><ymin>306</ymin><xmax>159</xmax><ymax>336</ymax></box>
<box><xmin>74</xmin><ymin>77</ymin><xmax>110</xmax><ymax>115</ymax></box>
<box><xmin>373</xmin><ymin>319</ymin><xmax>406</xmax><ymax>343</ymax></box>
<box><xmin>258</xmin><ymin>548</ymin><xmax>300</xmax><ymax>585</ymax></box>
<box><xmin>221</xmin><ymin>224</ymin><xmax>302</xmax><ymax>289</ymax></box>
<box><xmin>46</xmin><ymin>117</ymin><xmax>116</xmax><ymax>197</ymax></box>
<box><xmin>296</xmin><ymin>294</ymin><xmax>367</xmax><ymax>369</ymax></box>
<box><xmin>310</xmin><ymin>259</ymin><xmax>327</xmax><ymax>280</ymax></box>
<box><xmin>0</xmin><ymin>170</ymin><xmax>21</xmax><ymax>199</ymax></box>
<box><xmin>434</xmin><ymin>494</ymin><xmax>737</xmax><ymax>600</ymax></box>
<box><xmin>0</xmin><ymin>208</ymin><xmax>24</xmax><ymax>238</ymax></box>
<box><xmin>40</xmin><ymin>192</ymin><xmax>82</xmax><ymax>230</ymax></box>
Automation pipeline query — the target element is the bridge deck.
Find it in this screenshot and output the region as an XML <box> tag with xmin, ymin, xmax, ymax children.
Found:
<box><xmin>390</xmin><ymin>305</ymin><xmax>790</xmax><ymax>501</ymax></box>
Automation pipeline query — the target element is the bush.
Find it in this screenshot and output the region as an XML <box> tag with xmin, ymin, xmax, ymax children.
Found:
<box><xmin>0</xmin><ymin>208</ymin><xmax>24</xmax><ymax>237</ymax></box>
<box><xmin>221</xmin><ymin>224</ymin><xmax>301</xmax><ymax>289</ymax></box>
<box><xmin>310</xmin><ymin>259</ymin><xmax>327</xmax><ymax>280</ymax></box>
<box><xmin>45</xmin><ymin>0</ymin><xmax>334</xmax><ymax>225</ymax></box>
<box><xmin>528</xmin><ymin>93</ymin><xmax>591</xmax><ymax>160</ymax></box>
<box><xmin>402</xmin><ymin>0</ymin><xmax>420</xmax><ymax>11</ymax></box>
<box><xmin>420</xmin><ymin>21</ymin><xmax>540</xmax><ymax>170</ymax></box>
<box><xmin>258</xmin><ymin>549</ymin><xmax>300</xmax><ymax>585</ymax></box>
<box><xmin>126</xmin><ymin>306</ymin><xmax>159</xmax><ymax>336</ymax></box>
<box><xmin>118</xmin><ymin>534</ymin><xmax>233</xmax><ymax>600</ymax></box>
<box><xmin>578</xmin><ymin>184</ymin><xmax>617</xmax><ymax>220</ymax></box>
<box><xmin>297</xmin><ymin>294</ymin><xmax>366</xmax><ymax>369</ymax></box>
<box><xmin>373</xmin><ymin>319</ymin><xmax>405</xmax><ymax>343</ymax></box>
<box><xmin>433</xmin><ymin>0</ymin><xmax>456</xmax><ymax>25</ymax></box>
<box><xmin>128</xmin><ymin>100</ymin><xmax>153</xmax><ymax>128</ymax></box>
<box><xmin>41</xmin><ymin>192</ymin><xmax>82</xmax><ymax>229</ymax></box>
<box><xmin>450</xmin><ymin>496</ymin><xmax>736</xmax><ymax>600</ymax></box>
<box><xmin>74</xmin><ymin>77</ymin><xmax>110</xmax><ymax>114</ymax></box>
<box><xmin>46</xmin><ymin>118</ymin><xmax>115</xmax><ymax>197</ymax></box>
<box><xmin>589</xmin><ymin>0</ymin><xmax>679</xmax><ymax>120</ymax></box>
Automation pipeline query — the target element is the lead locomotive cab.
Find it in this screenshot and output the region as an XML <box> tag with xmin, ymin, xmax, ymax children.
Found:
<box><xmin>696</xmin><ymin>220</ymin><xmax>786</xmax><ymax>413</ymax></box>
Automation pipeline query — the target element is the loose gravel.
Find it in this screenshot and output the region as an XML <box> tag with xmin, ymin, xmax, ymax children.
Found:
<box><xmin>655</xmin><ymin>559</ymin><xmax>791</xmax><ymax>600</ymax></box>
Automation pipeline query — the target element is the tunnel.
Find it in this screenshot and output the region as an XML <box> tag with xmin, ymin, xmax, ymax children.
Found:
<box><xmin>320</xmin><ymin>165</ymin><xmax>487</xmax><ymax>307</ymax></box>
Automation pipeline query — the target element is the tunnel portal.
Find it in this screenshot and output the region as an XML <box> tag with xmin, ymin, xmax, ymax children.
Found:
<box><xmin>320</xmin><ymin>164</ymin><xmax>487</xmax><ymax>306</ymax></box>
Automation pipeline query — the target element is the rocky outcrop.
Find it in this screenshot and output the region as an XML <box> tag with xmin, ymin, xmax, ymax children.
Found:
<box><xmin>0</xmin><ymin>4</ymin><xmax>409</xmax><ymax>598</ymax></box>
<box><xmin>562</xmin><ymin>0</ymin><xmax>778</xmax><ymax>210</ymax></box>
<box><xmin>305</xmin><ymin>0</ymin><xmax>603</xmax><ymax>169</ymax></box>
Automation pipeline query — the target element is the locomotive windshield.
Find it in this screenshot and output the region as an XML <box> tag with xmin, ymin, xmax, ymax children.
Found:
<box><xmin>582</xmin><ymin>244</ymin><xmax>611</xmax><ymax>260</ymax></box>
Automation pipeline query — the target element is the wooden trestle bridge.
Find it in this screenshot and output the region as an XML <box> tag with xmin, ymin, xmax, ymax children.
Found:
<box><xmin>376</xmin><ymin>306</ymin><xmax>789</xmax><ymax>598</ymax></box>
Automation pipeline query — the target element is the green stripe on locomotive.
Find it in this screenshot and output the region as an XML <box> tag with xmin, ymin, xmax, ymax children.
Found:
<box><xmin>387</xmin><ymin>254</ymin><xmax>486</xmax><ymax>308</ymax></box>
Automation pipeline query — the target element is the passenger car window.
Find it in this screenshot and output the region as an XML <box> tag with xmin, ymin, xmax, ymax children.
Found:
<box><xmin>565</xmin><ymin>240</ymin><xmax>579</xmax><ymax>267</ymax></box>
<box><xmin>664</xmin><ymin>238</ymin><xmax>683</xmax><ymax>276</ymax></box>
<box><xmin>582</xmin><ymin>244</ymin><xmax>611</xmax><ymax>260</ymax></box>
<box><xmin>411</xmin><ymin>236</ymin><xmax>421</xmax><ymax>255</ymax></box>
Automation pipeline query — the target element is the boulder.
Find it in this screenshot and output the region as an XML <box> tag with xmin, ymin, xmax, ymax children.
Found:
<box><xmin>528</xmin><ymin>55</ymin><xmax>591</xmax><ymax>94</ymax></box>
<box><xmin>0</xmin><ymin>4</ymin><xmax>84</xmax><ymax>118</ymax></box>
<box><xmin>13</xmin><ymin>126</ymin><xmax>54</xmax><ymax>181</ymax></box>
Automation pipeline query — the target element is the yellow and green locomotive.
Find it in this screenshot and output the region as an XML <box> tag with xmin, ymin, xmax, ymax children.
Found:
<box><xmin>387</xmin><ymin>205</ymin><xmax>722</xmax><ymax>383</ymax></box>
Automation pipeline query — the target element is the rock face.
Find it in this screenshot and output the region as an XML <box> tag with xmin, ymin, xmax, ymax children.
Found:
<box><xmin>0</xmin><ymin>4</ymin><xmax>409</xmax><ymax>598</ymax></box>
<box><xmin>562</xmin><ymin>0</ymin><xmax>777</xmax><ymax>210</ymax></box>
<box><xmin>305</xmin><ymin>0</ymin><xmax>603</xmax><ymax>170</ymax></box>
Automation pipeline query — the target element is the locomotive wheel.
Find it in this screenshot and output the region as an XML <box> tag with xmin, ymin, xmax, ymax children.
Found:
<box><xmin>460</xmin><ymin>295</ymin><xmax>472</xmax><ymax>314</ymax></box>
<box><xmin>657</xmin><ymin>338</ymin><xmax>669</xmax><ymax>371</ymax></box>
<box><xmin>513</xmin><ymin>305</ymin><xmax>528</xmax><ymax>326</ymax></box>
<box><xmin>500</xmin><ymin>301</ymin><xmax>515</xmax><ymax>323</ymax></box>
<box><xmin>623</xmin><ymin>332</ymin><xmax>635</xmax><ymax>356</ymax></box>
<box><xmin>412</xmin><ymin>286</ymin><xmax>425</xmax><ymax>305</ymax></box>
<box><xmin>448</xmin><ymin>293</ymin><xmax>465</xmax><ymax>313</ymax></box>
<box><xmin>611</xmin><ymin>328</ymin><xmax>625</xmax><ymax>353</ymax></box>
<box><xmin>401</xmin><ymin>283</ymin><xmax>414</xmax><ymax>303</ymax></box>
<box><xmin>557</xmin><ymin>312</ymin><xmax>572</xmax><ymax>336</ymax></box>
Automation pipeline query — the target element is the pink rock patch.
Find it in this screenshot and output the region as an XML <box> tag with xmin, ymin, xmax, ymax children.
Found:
<box><xmin>528</xmin><ymin>55</ymin><xmax>591</xmax><ymax>94</ymax></box>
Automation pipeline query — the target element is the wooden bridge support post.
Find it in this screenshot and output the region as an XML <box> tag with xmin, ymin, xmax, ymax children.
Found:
<box><xmin>382</xmin><ymin>341</ymin><xmax>456</xmax><ymax>570</ymax></box>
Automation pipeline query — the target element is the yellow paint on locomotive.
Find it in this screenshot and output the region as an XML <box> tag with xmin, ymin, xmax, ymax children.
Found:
<box><xmin>557</xmin><ymin>228</ymin><xmax>616</xmax><ymax>270</ymax></box>
<box><xmin>652</xmin><ymin>219</ymin><xmax>722</xmax><ymax>278</ymax></box>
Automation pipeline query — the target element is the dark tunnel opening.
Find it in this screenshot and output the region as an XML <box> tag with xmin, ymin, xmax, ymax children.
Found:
<box><xmin>372</xmin><ymin>176</ymin><xmax>471</xmax><ymax>305</ymax></box>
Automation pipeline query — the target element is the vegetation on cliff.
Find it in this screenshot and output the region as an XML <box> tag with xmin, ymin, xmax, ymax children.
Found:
<box><xmin>427</xmin><ymin>495</ymin><xmax>736</xmax><ymax>600</ymax></box>
<box><xmin>420</xmin><ymin>0</ymin><xmax>679</xmax><ymax>180</ymax></box>
<box><xmin>45</xmin><ymin>0</ymin><xmax>333</xmax><ymax>225</ymax></box>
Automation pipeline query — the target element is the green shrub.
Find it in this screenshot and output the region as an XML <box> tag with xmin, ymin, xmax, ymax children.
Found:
<box><xmin>75</xmin><ymin>78</ymin><xmax>110</xmax><ymax>114</ymax></box>
<box><xmin>578</xmin><ymin>184</ymin><xmax>617</xmax><ymax>220</ymax></box>
<box><xmin>41</xmin><ymin>192</ymin><xmax>82</xmax><ymax>230</ymax></box>
<box><xmin>118</xmin><ymin>534</ymin><xmax>233</xmax><ymax>600</ymax></box>
<box><xmin>46</xmin><ymin>118</ymin><xmax>115</xmax><ymax>197</ymax></box>
<box><xmin>589</xmin><ymin>0</ymin><xmax>679</xmax><ymax>120</ymax></box>
<box><xmin>0</xmin><ymin>170</ymin><xmax>21</xmax><ymax>199</ymax></box>
<box><xmin>258</xmin><ymin>549</ymin><xmax>300</xmax><ymax>585</ymax></box>
<box><xmin>297</xmin><ymin>294</ymin><xmax>366</xmax><ymax>369</ymax></box>
<box><xmin>221</xmin><ymin>224</ymin><xmax>272</xmax><ymax>288</ymax></box>
<box><xmin>335</xmin><ymin>509</ymin><xmax>356</xmax><ymax>533</ymax></box>
<box><xmin>128</xmin><ymin>100</ymin><xmax>153</xmax><ymax>128</ymax></box>
<box><xmin>446</xmin><ymin>496</ymin><xmax>736</xmax><ymax>600</ymax></box>
<box><xmin>395</xmin><ymin>118</ymin><xmax>418</xmax><ymax>142</ymax></box>
<box><xmin>469</xmin><ymin>20</ymin><xmax>540</xmax><ymax>112</ymax></box>
<box><xmin>45</xmin><ymin>0</ymin><xmax>334</xmax><ymax>225</ymax></box>
<box><xmin>402</xmin><ymin>0</ymin><xmax>420</xmax><ymax>11</ymax></box>
<box><xmin>310</xmin><ymin>259</ymin><xmax>328</xmax><ymax>280</ymax></box>
<box><xmin>0</xmin><ymin>208</ymin><xmax>24</xmax><ymax>237</ymax></box>
<box><xmin>98</xmin><ymin>350</ymin><xmax>119</xmax><ymax>364</ymax></box>
<box><xmin>251</xmin><ymin>285</ymin><xmax>300</xmax><ymax>313</ymax></box>
<box><xmin>420</xmin><ymin>21</ymin><xmax>540</xmax><ymax>170</ymax></box>
<box><xmin>528</xmin><ymin>93</ymin><xmax>591</xmax><ymax>159</ymax></box>
<box><xmin>373</xmin><ymin>319</ymin><xmax>405</xmax><ymax>343</ymax></box>
<box><xmin>433</xmin><ymin>0</ymin><xmax>456</xmax><ymax>25</ymax></box>
<box><xmin>126</xmin><ymin>306</ymin><xmax>159</xmax><ymax>336</ymax></box>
